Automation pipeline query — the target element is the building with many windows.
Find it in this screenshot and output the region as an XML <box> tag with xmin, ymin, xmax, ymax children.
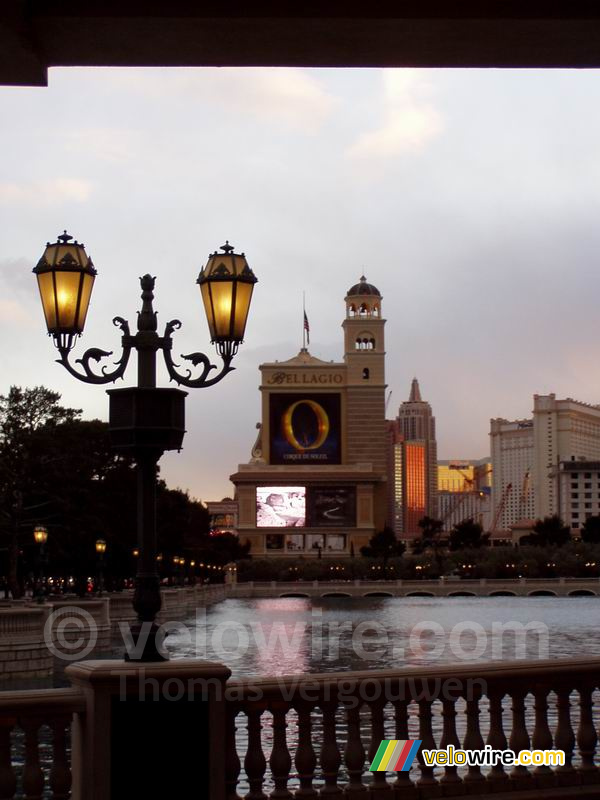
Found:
<box><xmin>437</xmin><ymin>458</ymin><xmax>492</xmax><ymax>530</ymax></box>
<box><xmin>554</xmin><ymin>460</ymin><xmax>600</xmax><ymax>533</ymax></box>
<box><xmin>387</xmin><ymin>379</ymin><xmax>437</xmax><ymax>543</ymax></box>
<box><xmin>230</xmin><ymin>276</ymin><xmax>388</xmax><ymax>557</ymax></box>
<box><xmin>490</xmin><ymin>394</ymin><xmax>600</xmax><ymax>529</ymax></box>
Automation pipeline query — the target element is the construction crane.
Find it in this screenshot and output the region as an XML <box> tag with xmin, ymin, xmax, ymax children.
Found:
<box><xmin>491</xmin><ymin>483</ymin><xmax>513</xmax><ymax>531</ymax></box>
<box><xmin>441</xmin><ymin>492</ymin><xmax>471</xmax><ymax>529</ymax></box>
<box><xmin>385</xmin><ymin>390</ymin><xmax>393</xmax><ymax>414</ymax></box>
<box><xmin>519</xmin><ymin>469</ymin><xmax>531</xmax><ymax>518</ymax></box>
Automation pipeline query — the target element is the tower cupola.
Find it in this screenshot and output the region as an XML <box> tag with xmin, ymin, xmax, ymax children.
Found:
<box><xmin>345</xmin><ymin>275</ymin><xmax>382</xmax><ymax>319</ymax></box>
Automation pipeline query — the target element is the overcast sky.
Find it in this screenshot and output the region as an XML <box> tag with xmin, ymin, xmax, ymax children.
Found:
<box><xmin>2</xmin><ymin>67</ymin><xmax>600</xmax><ymax>502</ymax></box>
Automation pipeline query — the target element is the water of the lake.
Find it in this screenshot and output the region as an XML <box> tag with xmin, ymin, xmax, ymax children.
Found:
<box><xmin>165</xmin><ymin>595</ymin><xmax>600</xmax><ymax>674</ymax></box>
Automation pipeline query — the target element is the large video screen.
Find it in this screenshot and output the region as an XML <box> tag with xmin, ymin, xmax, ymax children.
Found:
<box><xmin>269</xmin><ymin>393</ymin><xmax>341</xmax><ymax>465</ymax></box>
<box><xmin>256</xmin><ymin>486</ymin><xmax>306</xmax><ymax>527</ymax></box>
<box><xmin>307</xmin><ymin>487</ymin><xmax>356</xmax><ymax>527</ymax></box>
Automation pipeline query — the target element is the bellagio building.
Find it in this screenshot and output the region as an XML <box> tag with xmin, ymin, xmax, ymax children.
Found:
<box><xmin>230</xmin><ymin>277</ymin><xmax>387</xmax><ymax>557</ymax></box>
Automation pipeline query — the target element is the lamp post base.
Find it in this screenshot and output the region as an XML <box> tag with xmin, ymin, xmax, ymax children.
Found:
<box><xmin>124</xmin><ymin>621</ymin><xmax>169</xmax><ymax>662</ymax></box>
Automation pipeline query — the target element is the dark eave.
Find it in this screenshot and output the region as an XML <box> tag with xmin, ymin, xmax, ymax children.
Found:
<box><xmin>5</xmin><ymin>1</ymin><xmax>600</xmax><ymax>86</ymax></box>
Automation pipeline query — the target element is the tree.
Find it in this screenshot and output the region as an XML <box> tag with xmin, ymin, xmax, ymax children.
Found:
<box><xmin>0</xmin><ymin>386</ymin><xmax>82</xmax><ymax>597</ymax></box>
<box><xmin>0</xmin><ymin>385</ymin><xmax>222</xmax><ymax>593</ymax></box>
<box><xmin>449</xmin><ymin>519</ymin><xmax>489</xmax><ymax>551</ymax></box>
<box><xmin>414</xmin><ymin>516</ymin><xmax>445</xmax><ymax>573</ymax></box>
<box><xmin>581</xmin><ymin>515</ymin><xmax>600</xmax><ymax>544</ymax></box>
<box><xmin>523</xmin><ymin>515</ymin><xmax>571</xmax><ymax>548</ymax></box>
<box><xmin>360</xmin><ymin>527</ymin><xmax>405</xmax><ymax>572</ymax></box>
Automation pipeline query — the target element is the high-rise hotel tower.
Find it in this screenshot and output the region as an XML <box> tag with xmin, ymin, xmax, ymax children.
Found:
<box><xmin>388</xmin><ymin>379</ymin><xmax>438</xmax><ymax>542</ymax></box>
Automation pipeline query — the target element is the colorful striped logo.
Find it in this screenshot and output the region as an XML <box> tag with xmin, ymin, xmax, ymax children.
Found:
<box><xmin>369</xmin><ymin>739</ymin><xmax>422</xmax><ymax>772</ymax></box>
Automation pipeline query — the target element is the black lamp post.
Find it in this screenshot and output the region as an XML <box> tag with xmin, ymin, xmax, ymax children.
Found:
<box><xmin>95</xmin><ymin>538</ymin><xmax>107</xmax><ymax>595</ymax></box>
<box><xmin>33</xmin><ymin>525</ymin><xmax>48</xmax><ymax>601</ymax></box>
<box><xmin>34</xmin><ymin>232</ymin><xmax>257</xmax><ymax>660</ymax></box>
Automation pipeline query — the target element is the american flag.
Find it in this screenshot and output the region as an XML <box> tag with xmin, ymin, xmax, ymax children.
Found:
<box><xmin>303</xmin><ymin>310</ymin><xmax>310</xmax><ymax>344</ymax></box>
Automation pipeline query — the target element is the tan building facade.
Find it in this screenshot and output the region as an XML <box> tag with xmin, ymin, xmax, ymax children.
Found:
<box><xmin>230</xmin><ymin>277</ymin><xmax>387</xmax><ymax>557</ymax></box>
<box><xmin>490</xmin><ymin>394</ymin><xmax>600</xmax><ymax>529</ymax></box>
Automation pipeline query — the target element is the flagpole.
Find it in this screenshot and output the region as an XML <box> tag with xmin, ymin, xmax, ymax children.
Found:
<box><xmin>302</xmin><ymin>291</ymin><xmax>306</xmax><ymax>350</ymax></box>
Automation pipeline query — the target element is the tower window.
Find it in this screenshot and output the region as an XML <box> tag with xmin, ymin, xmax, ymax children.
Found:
<box><xmin>362</xmin><ymin>368</ymin><xmax>370</xmax><ymax>380</ymax></box>
<box><xmin>355</xmin><ymin>332</ymin><xmax>375</xmax><ymax>350</ymax></box>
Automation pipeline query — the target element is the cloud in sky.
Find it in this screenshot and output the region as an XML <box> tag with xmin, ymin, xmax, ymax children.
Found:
<box><xmin>63</xmin><ymin>128</ymin><xmax>140</xmax><ymax>162</ymax></box>
<box><xmin>347</xmin><ymin>69</ymin><xmax>443</xmax><ymax>159</ymax></box>
<box><xmin>0</xmin><ymin>178</ymin><xmax>92</xmax><ymax>206</ymax></box>
<box><xmin>106</xmin><ymin>67</ymin><xmax>338</xmax><ymax>133</ymax></box>
<box><xmin>2</xmin><ymin>67</ymin><xmax>600</xmax><ymax>501</ymax></box>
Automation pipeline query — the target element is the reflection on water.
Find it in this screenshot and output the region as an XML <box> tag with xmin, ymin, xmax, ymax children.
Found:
<box><xmin>167</xmin><ymin>595</ymin><xmax>600</xmax><ymax>675</ymax></box>
<box><xmin>166</xmin><ymin>596</ymin><xmax>600</xmax><ymax>793</ymax></box>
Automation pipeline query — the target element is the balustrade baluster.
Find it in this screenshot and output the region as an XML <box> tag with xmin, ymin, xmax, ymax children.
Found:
<box><xmin>391</xmin><ymin>697</ymin><xmax>417</xmax><ymax>798</ymax></box>
<box><xmin>294</xmin><ymin>701</ymin><xmax>317</xmax><ymax>799</ymax></box>
<box><xmin>0</xmin><ymin>721</ymin><xmax>16</xmax><ymax>800</ymax></box>
<box><xmin>532</xmin><ymin>688</ymin><xmax>555</xmax><ymax>786</ymax></box>
<box><xmin>320</xmin><ymin>700</ymin><xmax>342</xmax><ymax>798</ymax></box>
<box><xmin>509</xmin><ymin>689</ymin><xmax>533</xmax><ymax>788</ymax></box>
<box><xmin>49</xmin><ymin>717</ymin><xmax>71</xmax><ymax>800</ymax></box>
<box><xmin>415</xmin><ymin>693</ymin><xmax>439</xmax><ymax>791</ymax></box>
<box><xmin>440</xmin><ymin>698</ymin><xmax>462</xmax><ymax>791</ymax></box>
<box><xmin>577</xmin><ymin>685</ymin><xmax>599</xmax><ymax>784</ymax></box>
<box><xmin>344</xmin><ymin>701</ymin><xmax>366</xmax><ymax>798</ymax></box>
<box><xmin>225</xmin><ymin>706</ymin><xmax>241</xmax><ymax>800</ymax></box>
<box><xmin>245</xmin><ymin>705</ymin><xmax>268</xmax><ymax>800</ymax></box>
<box><xmin>21</xmin><ymin>719</ymin><xmax>44</xmax><ymax>800</ymax></box>
<box><xmin>367</xmin><ymin>699</ymin><xmax>391</xmax><ymax>798</ymax></box>
<box><xmin>554</xmin><ymin>687</ymin><xmax>576</xmax><ymax>785</ymax></box>
<box><xmin>463</xmin><ymin>693</ymin><xmax>486</xmax><ymax>786</ymax></box>
<box><xmin>486</xmin><ymin>689</ymin><xmax>509</xmax><ymax>789</ymax></box>
<box><xmin>269</xmin><ymin>702</ymin><xmax>292</xmax><ymax>799</ymax></box>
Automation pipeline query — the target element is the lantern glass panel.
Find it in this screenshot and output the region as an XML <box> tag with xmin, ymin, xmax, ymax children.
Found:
<box><xmin>36</xmin><ymin>271</ymin><xmax>58</xmax><ymax>330</ymax></box>
<box><xmin>232</xmin><ymin>281</ymin><xmax>254</xmax><ymax>340</ymax></box>
<box><xmin>78</xmin><ymin>271</ymin><xmax>95</xmax><ymax>330</ymax></box>
<box><xmin>53</xmin><ymin>271</ymin><xmax>82</xmax><ymax>331</ymax></box>
<box><xmin>207</xmin><ymin>281</ymin><xmax>235</xmax><ymax>340</ymax></box>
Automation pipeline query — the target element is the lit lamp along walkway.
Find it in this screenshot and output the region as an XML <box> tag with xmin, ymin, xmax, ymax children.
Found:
<box><xmin>33</xmin><ymin>232</ymin><xmax>257</xmax><ymax>661</ymax></box>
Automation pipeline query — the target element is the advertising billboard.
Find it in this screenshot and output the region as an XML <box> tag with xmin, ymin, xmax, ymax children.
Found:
<box><xmin>307</xmin><ymin>486</ymin><xmax>356</xmax><ymax>527</ymax></box>
<box><xmin>269</xmin><ymin>393</ymin><xmax>341</xmax><ymax>465</ymax></box>
<box><xmin>256</xmin><ymin>486</ymin><xmax>306</xmax><ymax>527</ymax></box>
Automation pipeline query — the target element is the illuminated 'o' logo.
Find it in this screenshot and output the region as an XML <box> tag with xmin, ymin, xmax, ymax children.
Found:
<box><xmin>282</xmin><ymin>400</ymin><xmax>330</xmax><ymax>452</ymax></box>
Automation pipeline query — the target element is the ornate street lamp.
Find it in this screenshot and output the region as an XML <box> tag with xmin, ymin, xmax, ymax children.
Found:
<box><xmin>33</xmin><ymin>525</ymin><xmax>48</xmax><ymax>601</ymax></box>
<box><xmin>95</xmin><ymin>539</ymin><xmax>107</xmax><ymax>595</ymax></box>
<box><xmin>33</xmin><ymin>232</ymin><xmax>96</xmax><ymax>353</ymax></box>
<box><xmin>33</xmin><ymin>232</ymin><xmax>257</xmax><ymax>661</ymax></box>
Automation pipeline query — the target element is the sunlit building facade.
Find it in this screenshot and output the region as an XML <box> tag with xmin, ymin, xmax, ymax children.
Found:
<box><xmin>387</xmin><ymin>379</ymin><xmax>438</xmax><ymax>542</ymax></box>
<box><xmin>437</xmin><ymin>458</ymin><xmax>492</xmax><ymax>530</ymax></box>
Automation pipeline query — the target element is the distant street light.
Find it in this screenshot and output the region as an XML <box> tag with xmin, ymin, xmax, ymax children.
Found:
<box><xmin>95</xmin><ymin>538</ymin><xmax>107</xmax><ymax>595</ymax></box>
<box><xmin>34</xmin><ymin>232</ymin><xmax>257</xmax><ymax>660</ymax></box>
<box><xmin>33</xmin><ymin>525</ymin><xmax>48</xmax><ymax>601</ymax></box>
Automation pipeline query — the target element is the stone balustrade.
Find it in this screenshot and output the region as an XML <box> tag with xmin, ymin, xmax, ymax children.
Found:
<box><xmin>231</xmin><ymin>577</ymin><xmax>600</xmax><ymax>598</ymax></box>
<box><xmin>0</xmin><ymin>585</ymin><xmax>227</xmax><ymax>683</ymax></box>
<box><xmin>2</xmin><ymin>656</ymin><xmax>600</xmax><ymax>798</ymax></box>
<box><xmin>0</xmin><ymin>686</ymin><xmax>85</xmax><ymax>798</ymax></box>
<box><xmin>0</xmin><ymin>607</ymin><xmax>53</xmax><ymax>682</ymax></box>
<box><xmin>226</xmin><ymin>657</ymin><xmax>600</xmax><ymax>798</ymax></box>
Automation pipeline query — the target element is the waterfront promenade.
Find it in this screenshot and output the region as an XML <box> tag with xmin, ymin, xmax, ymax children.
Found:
<box><xmin>2</xmin><ymin>582</ymin><xmax>600</xmax><ymax>798</ymax></box>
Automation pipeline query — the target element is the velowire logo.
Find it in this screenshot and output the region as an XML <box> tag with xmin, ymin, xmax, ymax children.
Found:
<box><xmin>369</xmin><ymin>739</ymin><xmax>422</xmax><ymax>772</ymax></box>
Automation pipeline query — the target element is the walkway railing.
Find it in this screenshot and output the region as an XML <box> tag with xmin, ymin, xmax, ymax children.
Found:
<box><xmin>225</xmin><ymin>658</ymin><xmax>600</xmax><ymax>798</ymax></box>
<box><xmin>1</xmin><ymin>656</ymin><xmax>600</xmax><ymax>798</ymax></box>
<box><xmin>0</xmin><ymin>687</ymin><xmax>84</xmax><ymax>799</ymax></box>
